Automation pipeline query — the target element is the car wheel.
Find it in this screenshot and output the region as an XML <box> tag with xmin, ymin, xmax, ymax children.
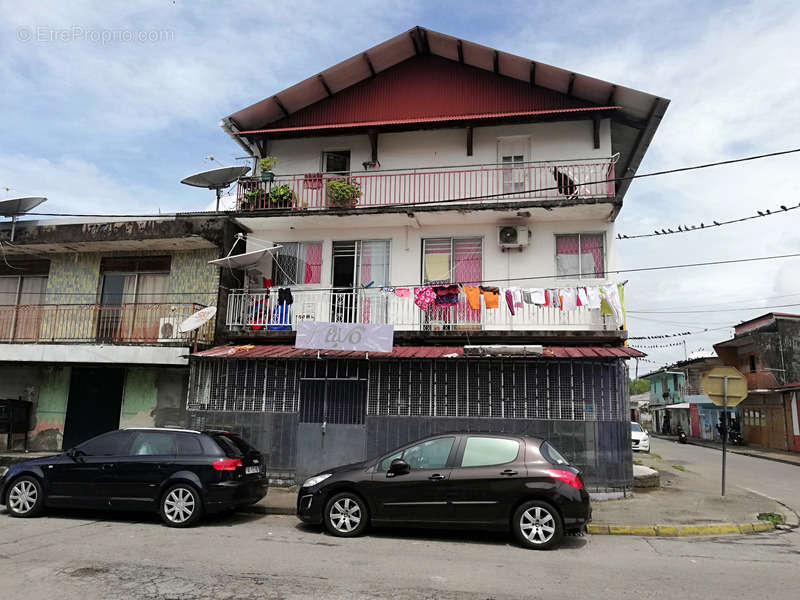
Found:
<box><xmin>6</xmin><ymin>476</ymin><xmax>44</xmax><ymax>518</ymax></box>
<box><xmin>323</xmin><ymin>492</ymin><xmax>368</xmax><ymax>537</ymax></box>
<box><xmin>160</xmin><ymin>484</ymin><xmax>203</xmax><ymax>528</ymax></box>
<box><xmin>512</xmin><ymin>500</ymin><xmax>563</xmax><ymax>550</ymax></box>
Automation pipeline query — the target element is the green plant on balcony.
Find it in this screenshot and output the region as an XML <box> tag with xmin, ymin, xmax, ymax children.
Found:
<box><xmin>259</xmin><ymin>156</ymin><xmax>278</xmax><ymax>182</ymax></box>
<box><xmin>326</xmin><ymin>177</ymin><xmax>361</xmax><ymax>208</ymax></box>
<box><xmin>241</xmin><ymin>188</ymin><xmax>267</xmax><ymax>210</ymax></box>
<box><xmin>269</xmin><ymin>184</ymin><xmax>296</xmax><ymax>208</ymax></box>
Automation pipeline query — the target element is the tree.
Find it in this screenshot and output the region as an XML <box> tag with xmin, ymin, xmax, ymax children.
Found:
<box><xmin>629</xmin><ymin>378</ymin><xmax>650</xmax><ymax>396</ymax></box>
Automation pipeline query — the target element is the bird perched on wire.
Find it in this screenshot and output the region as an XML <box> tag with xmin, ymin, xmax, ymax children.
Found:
<box><xmin>758</xmin><ymin>210</ymin><xmax>765</xmax><ymax>216</ymax></box>
<box><xmin>781</xmin><ymin>205</ymin><xmax>788</xmax><ymax>211</ymax></box>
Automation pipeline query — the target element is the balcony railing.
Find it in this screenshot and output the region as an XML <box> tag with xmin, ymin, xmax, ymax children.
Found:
<box><xmin>0</xmin><ymin>303</ymin><xmax>214</xmax><ymax>344</ymax></box>
<box><xmin>226</xmin><ymin>289</ymin><xmax>613</xmax><ymax>333</ymax></box>
<box><xmin>236</xmin><ymin>158</ymin><xmax>616</xmax><ymax>211</ymax></box>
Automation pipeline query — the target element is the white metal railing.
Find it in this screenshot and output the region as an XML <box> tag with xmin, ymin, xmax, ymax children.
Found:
<box><xmin>226</xmin><ymin>289</ymin><xmax>611</xmax><ymax>332</ymax></box>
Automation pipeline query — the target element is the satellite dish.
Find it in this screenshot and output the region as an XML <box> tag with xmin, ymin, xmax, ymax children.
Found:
<box><xmin>208</xmin><ymin>246</ymin><xmax>279</xmax><ymax>271</ymax></box>
<box><xmin>178</xmin><ymin>306</ymin><xmax>217</xmax><ymax>334</ymax></box>
<box><xmin>0</xmin><ymin>197</ymin><xmax>47</xmax><ymax>241</ymax></box>
<box><xmin>180</xmin><ymin>166</ymin><xmax>250</xmax><ymax>211</ymax></box>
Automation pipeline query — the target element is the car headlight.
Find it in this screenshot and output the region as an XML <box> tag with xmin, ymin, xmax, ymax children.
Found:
<box><xmin>302</xmin><ymin>473</ymin><xmax>332</xmax><ymax>488</ymax></box>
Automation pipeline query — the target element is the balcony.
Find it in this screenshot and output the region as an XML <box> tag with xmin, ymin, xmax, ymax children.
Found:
<box><xmin>235</xmin><ymin>158</ymin><xmax>616</xmax><ymax>212</ymax></box>
<box><xmin>745</xmin><ymin>370</ymin><xmax>781</xmax><ymax>390</ymax></box>
<box><xmin>0</xmin><ymin>303</ymin><xmax>214</xmax><ymax>345</ymax></box>
<box><xmin>226</xmin><ymin>289</ymin><xmax>614</xmax><ymax>336</ymax></box>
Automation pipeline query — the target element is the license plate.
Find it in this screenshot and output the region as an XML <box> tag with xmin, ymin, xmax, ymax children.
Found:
<box><xmin>245</xmin><ymin>466</ymin><xmax>260</xmax><ymax>475</ymax></box>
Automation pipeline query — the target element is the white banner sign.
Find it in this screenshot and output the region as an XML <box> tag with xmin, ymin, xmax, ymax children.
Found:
<box><xmin>295</xmin><ymin>321</ymin><xmax>394</xmax><ymax>353</ymax></box>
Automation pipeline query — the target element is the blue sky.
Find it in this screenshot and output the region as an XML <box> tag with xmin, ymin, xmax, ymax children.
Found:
<box><xmin>3</xmin><ymin>0</ymin><xmax>800</xmax><ymax>369</ymax></box>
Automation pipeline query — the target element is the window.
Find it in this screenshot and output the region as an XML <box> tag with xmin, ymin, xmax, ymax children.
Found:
<box><xmin>555</xmin><ymin>233</ymin><xmax>604</xmax><ymax>279</ymax></box>
<box><xmin>460</xmin><ymin>437</ymin><xmax>520</xmax><ymax>467</ymax></box>
<box><xmin>129</xmin><ymin>431</ymin><xmax>176</xmax><ymax>456</ymax></box>
<box><xmin>540</xmin><ymin>441</ymin><xmax>569</xmax><ymax>466</ymax></box>
<box><xmin>422</xmin><ymin>238</ymin><xmax>482</xmax><ymax>285</ymax></box>
<box><xmin>631</xmin><ymin>423</ymin><xmax>643</xmax><ymax>433</ymax></box>
<box><xmin>749</xmin><ymin>355</ymin><xmax>757</xmax><ymax>372</ymax></box>
<box><xmin>323</xmin><ymin>150</ymin><xmax>350</xmax><ymax>174</ymax></box>
<box><xmin>0</xmin><ymin>275</ymin><xmax>48</xmax><ymax>341</ymax></box>
<box><xmin>378</xmin><ymin>437</ymin><xmax>454</xmax><ymax>471</ymax></box>
<box><xmin>212</xmin><ymin>433</ymin><xmax>254</xmax><ymax>458</ymax></box>
<box><xmin>271</xmin><ymin>242</ymin><xmax>323</xmax><ymax>286</ymax></box>
<box><xmin>77</xmin><ymin>431</ymin><xmax>132</xmax><ymax>456</ymax></box>
<box><xmin>175</xmin><ymin>433</ymin><xmax>204</xmax><ymax>456</ymax></box>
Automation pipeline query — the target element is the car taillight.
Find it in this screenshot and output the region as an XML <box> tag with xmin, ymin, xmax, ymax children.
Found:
<box><xmin>546</xmin><ymin>468</ymin><xmax>584</xmax><ymax>490</ymax></box>
<box><xmin>213</xmin><ymin>458</ymin><xmax>242</xmax><ymax>471</ymax></box>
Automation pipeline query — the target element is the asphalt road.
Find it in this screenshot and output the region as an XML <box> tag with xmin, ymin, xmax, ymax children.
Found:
<box><xmin>648</xmin><ymin>437</ymin><xmax>800</xmax><ymax>517</ymax></box>
<box><xmin>1</xmin><ymin>441</ymin><xmax>798</xmax><ymax>599</ymax></box>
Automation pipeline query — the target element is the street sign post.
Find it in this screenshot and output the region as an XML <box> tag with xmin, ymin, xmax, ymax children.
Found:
<box><xmin>701</xmin><ymin>366</ymin><xmax>748</xmax><ymax>497</ymax></box>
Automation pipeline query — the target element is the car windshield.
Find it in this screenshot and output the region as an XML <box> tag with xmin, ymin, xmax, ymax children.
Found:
<box><xmin>631</xmin><ymin>423</ymin><xmax>643</xmax><ymax>433</ymax></box>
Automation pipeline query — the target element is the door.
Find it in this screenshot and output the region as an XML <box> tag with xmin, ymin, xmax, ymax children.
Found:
<box><xmin>295</xmin><ymin>379</ymin><xmax>367</xmax><ymax>481</ymax></box>
<box><xmin>498</xmin><ymin>138</ymin><xmax>529</xmax><ymax>195</ymax></box>
<box><xmin>109</xmin><ymin>430</ymin><xmax>177</xmax><ymax>510</ymax></box>
<box><xmin>446</xmin><ymin>436</ymin><xmax>526</xmax><ymax>525</ymax></box>
<box><xmin>766</xmin><ymin>406</ymin><xmax>788</xmax><ymax>451</ymax></box>
<box><xmin>367</xmin><ymin>436</ymin><xmax>457</xmax><ymax>523</ymax></box>
<box><xmin>97</xmin><ymin>274</ymin><xmax>128</xmax><ymax>341</ymax></box>
<box><xmin>62</xmin><ymin>367</ymin><xmax>125</xmax><ymax>450</ymax></box>
<box><xmin>45</xmin><ymin>430</ymin><xmax>132</xmax><ymax>508</ymax></box>
<box><xmin>331</xmin><ymin>242</ymin><xmax>357</xmax><ymax>322</ymax></box>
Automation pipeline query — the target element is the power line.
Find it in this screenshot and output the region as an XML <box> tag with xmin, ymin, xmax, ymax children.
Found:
<box><xmin>628</xmin><ymin>325</ymin><xmax>732</xmax><ymax>340</ymax></box>
<box><xmin>617</xmin><ymin>201</ymin><xmax>800</xmax><ymax>240</ymax></box>
<box><xmin>20</xmin><ymin>147</ymin><xmax>800</xmax><ymax>219</ymax></box>
<box><xmin>629</xmin><ymin>301</ymin><xmax>800</xmax><ymax>315</ymax></box>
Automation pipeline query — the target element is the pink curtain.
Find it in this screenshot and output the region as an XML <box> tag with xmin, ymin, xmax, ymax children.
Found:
<box><xmin>580</xmin><ymin>234</ymin><xmax>604</xmax><ymax>277</ymax></box>
<box><xmin>454</xmin><ymin>238</ymin><xmax>481</xmax><ymax>324</ymax></box>
<box><xmin>303</xmin><ymin>242</ymin><xmax>322</xmax><ymax>284</ymax></box>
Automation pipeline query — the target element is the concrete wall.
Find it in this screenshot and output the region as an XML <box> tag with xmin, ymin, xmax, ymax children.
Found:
<box><xmin>120</xmin><ymin>367</ymin><xmax>188</xmax><ymax>429</ymax></box>
<box><xmin>268</xmin><ymin>120</ymin><xmax>612</xmax><ymax>175</ymax></box>
<box><xmin>167</xmin><ymin>247</ymin><xmax>220</xmax><ymax>306</ymax></box>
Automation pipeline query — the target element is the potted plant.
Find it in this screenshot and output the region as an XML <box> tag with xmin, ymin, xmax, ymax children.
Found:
<box><xmin>269</xmin><ymin>184</ymin><xmax>296</xmax><ymax>208</ymax></box>
<box><xmin>326</xmin><ymin>177</ymin><xmax>361</xmax><ymax>208</ymax></box>
<box><xmin>259</xmin><ymin>156</ymin><xmax>278</xmax><ymax>182</ymax></box>
<box><xmin>241</xmin><ymin>188</ymin><xmax>267</xmax><ymax>210</ymax></box>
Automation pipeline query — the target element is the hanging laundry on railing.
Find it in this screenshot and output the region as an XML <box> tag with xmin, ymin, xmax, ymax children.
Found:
<box><xmin>380</xmin><ymin>287</ymin><xmax>395</xmax><ymax>294</ymax></box>
<box><xmin>547</xmin><ymin>289</ymin><xmax>561</xmax><ymax>309</ymax></box>
<box><xmin>394</xmin><ymin>287</ymin><xmax>410</xmax><ymax>298</ymax></box>
<box><xmin>480</xmin><ymin>286</ymin><xmax>500</xmax><ymax>309</ymax></box>
<box><xmin>600</xmin><ymin>283</ymin><xmax>625</xmax><ymax>326</ymax></box>
<box><xmin>586</xmin><ymin>287</ymin><xmax>602</xmax><ymax>309</ymax></box>
<box><xmin>504</xmin><ymin>289</ymin><xmax>516</xmax><ymax>315</ymax></box>
<box><xmin>462</xmin><ymin>285</ymin><xmax>481</xmax><ymax>311</ymax></box>
<box><xmin>433</xmin><ymin>284</ymin><xmax>459</xmax><ymax>306</ymax></box>
<box><xmin>577</xmin><ymin>287</ymin><xmax>588</xmax><ymax>307</ymax></box>
<box><xmin>414</xmin><ymin>287</ymin><xmax>437</xmax><ymax>310</ymax></box>
<box><xmin>278</xmin><ymin>288</ymin><xmax>294</xmax><ymax>305</ymax></box>
<box><xmin>559</xmin><ymin>288</ymin><xmax>578</xmax><ymax>311</ymax></box>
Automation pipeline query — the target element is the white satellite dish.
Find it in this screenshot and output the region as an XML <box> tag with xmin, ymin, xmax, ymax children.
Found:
<box><xmin>178</xmin><ymin>306</ymin><xmax>217</xmax><ymax>334</ymax></box>
<box><xmin>0</xmin><ymin>196</ymin><xmax>47</xmax><ymax>241</ymax></box>
<box><xmin>208</xmin><ymin>246</ymin><xmax>279</xmax><ymax>271</ymax></box>
<box><xmin>180</xmin><ymin>166</ymin><xmax>250</xmax><ymax>211</ymax></box>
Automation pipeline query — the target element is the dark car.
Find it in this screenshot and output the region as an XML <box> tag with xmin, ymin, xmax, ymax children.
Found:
<box><xmin>0</xmin><ymin>428</ymin><xmax>267</xmax><ymax>527</ymax></box>
<box><xmin>297</xmin><ymin>432</ymin><xmax>590</xmax><ymax>550</ymax></box>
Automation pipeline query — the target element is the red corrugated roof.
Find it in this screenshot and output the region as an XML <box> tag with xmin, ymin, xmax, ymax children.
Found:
<box><xmin>193</xmin><ymin>345</ymin><xmax>644</xmax><ymax>359</ymax></box>
<box><xmin>238</xmin><ymin>55</ymin><xmax>618</xmax><ymax>135</ymax></box>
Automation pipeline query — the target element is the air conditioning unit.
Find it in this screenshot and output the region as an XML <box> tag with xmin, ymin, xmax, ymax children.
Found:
<box><xmin>497</xmin><ymin>225</ymin><xmax>530</xmax><ymax>250</ymax></box>
<box><xmin>158</xmin><ymin>317</ymin><xmax>185</xmax><ymax>342</ymax></box>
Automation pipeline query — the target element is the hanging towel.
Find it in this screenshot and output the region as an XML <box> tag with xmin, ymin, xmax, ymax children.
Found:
<box><xmin>577</xmin><ymin>287</ymin><xmax>589</xmax><ymax>307</ymax></box>
<box><xmin>510</xmin><ymin>287</ymin><xmax>523</xmax><ymax>308</ymax></box>
<box><xmin>424</xmin><ymin>254</ymin><xmax>451</xmax><ymax>282</ymax></box>
<box><xmin>414</xmin><ymin>287</ymin><xmax>437</xmax><ymax>310</ymax></box>
<box><xmin>548</xmin><ymin>289</ymin><xmax>561</xmax><ymax>309</ymax></box>
<box><xmin>504</xmin><ymin>289</ymin><xmax>516</xmax><ymax>315</ymax></box>
<box><xmin>559</xmin><ymin>288</ymin><xmax>578</xmax><ymax>311</ymax></box>
<box><xmin>394</xmin><ymin>287</ymin><xmax>410</xmax><ymax>298</ymax></box>
<box><xmin>463</xmin><ymin>285</ymin><xmax>482</xmax><ymax>311</ymax></box>
<box><xmin>530</xmin><ymin>288</ymin><xmax>547</xmax><ymax>305</ymax></box>
<box><xmin>522</xmin><ymin>289</ymin><xmax>534</xmax><ymax>304</ymax></box>
<box><xmin>586</xmin><ymin>286</ymin><xmax>602</xmax><ymax>309</ymax></box>
<box><xmin>600</xmin><ymin>283</ymin><xmax>625</xmax><ymax>326</ymax></box>
<box><xmin>480</xmin><ymin>286</ymin><xmax>500</xmax><ymax>309</ymax></box>
<box><xmin>433</xmin><ymin>284</ymin><xmax>459</xmax><ymax>306</ymax></box>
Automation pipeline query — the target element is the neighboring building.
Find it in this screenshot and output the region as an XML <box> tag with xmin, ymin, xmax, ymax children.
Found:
<box><xmin>714</xmin><ymin>313</ymin><xmax>800</xmax><ymax>452</ymax></box>
<box><xmin>643</xmin><ymin>356</ymin><xmax>733</xmax><ymax>440</ymax></box>
<box><xmin>0</xmin><ymin>216</ymin><xmax>243</xmax><ymax>451</ymax></box>
<box><xmin>188</xmin><ymin>27</ymin><xmax>668</xmax><ymax>492</ymax></box>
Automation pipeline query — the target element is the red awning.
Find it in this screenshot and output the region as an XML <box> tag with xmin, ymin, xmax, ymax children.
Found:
<box><xmin>193</xmin><ymin>345</ymin><xmax>644</xmax><ymax>360</ymax></box>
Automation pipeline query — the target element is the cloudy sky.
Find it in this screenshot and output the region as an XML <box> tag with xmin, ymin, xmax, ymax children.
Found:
<box><xmin>2</xmin><ymin>0</ymin><xmax>800</xmax><ymax>373</ymax></box>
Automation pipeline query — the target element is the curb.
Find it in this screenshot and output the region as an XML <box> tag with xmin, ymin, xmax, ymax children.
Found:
<box><xmin>651</xmin><ymin>435</ymin><xmax>800</xmax><ymax>468</ymax></box>
<box><xmin>587</xmin><ymin>521</ymin><xmax>775</xmax><ymax>536</ymax></box>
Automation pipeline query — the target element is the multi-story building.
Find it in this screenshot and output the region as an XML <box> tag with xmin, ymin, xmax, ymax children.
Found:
<box><xmin>0</xmin><ymin>216</ymin><xmax>242</xmax><ymax>451</ymax></box>
<box><xmin>188</xmin><ymin>27</ymin><xmax>668</xmax><ymax>492</ymax></box>
<box><xmin>715</xmin><ymin>313</ymin><xmax>800</xmax><ymax>452</ymax></box>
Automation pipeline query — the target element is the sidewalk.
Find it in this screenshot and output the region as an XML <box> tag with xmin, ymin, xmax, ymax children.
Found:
<box><xmin>684</xmin><ymin>438</ymin><xmax>800</xmax><ymax>467</ymax></box>
<box><xmin>588</xmin><ymin>452</ymin><xmax>796</xmax><ymax>536</ymax></box>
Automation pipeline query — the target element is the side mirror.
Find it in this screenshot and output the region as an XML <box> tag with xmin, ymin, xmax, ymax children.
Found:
<box><xmin>387</xmin><ymin>458</ymin><xmax>410</xmax><ymax>478</ymax></box>
<box><xmin>65</xmin><ymin>447</ymin><xmax>77</xmax><ymax>458</ymax></box>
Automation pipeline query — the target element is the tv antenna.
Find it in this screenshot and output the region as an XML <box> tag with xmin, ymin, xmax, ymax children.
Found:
<box><xmin>180</xmin><ymin>166</ymin><xmax>250</xmax><ymax>211</ymax></box>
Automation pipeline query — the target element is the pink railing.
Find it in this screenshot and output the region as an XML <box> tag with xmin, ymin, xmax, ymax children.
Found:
<box><xmin>236</xmin><ymin>158</ymin><xmax>616</xmax><ymax>211</ymax></box>
<box><xmin>0</xmin><ymin>303</ymin><xmax>213</xmax><ymax>344</ymax></box>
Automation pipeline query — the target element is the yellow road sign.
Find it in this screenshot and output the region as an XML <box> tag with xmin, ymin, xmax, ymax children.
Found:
<box><xmin>701</xmin><ymin>366</ymin><xmax>748</xmax><ymax>407</ymax></box>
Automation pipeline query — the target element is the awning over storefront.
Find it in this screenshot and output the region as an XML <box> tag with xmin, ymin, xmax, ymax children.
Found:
<box><xmin>192</xmin><ymin>344</ymin><xmax>644</xmax><ymax>360</ymax></box>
